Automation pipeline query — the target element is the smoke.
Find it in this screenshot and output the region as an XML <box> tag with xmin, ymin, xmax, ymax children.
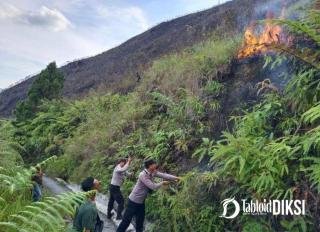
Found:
<box><xmin>253</xmin><ymin>0</ymin><xmax>311</xmax><ymax>20</ymax></box>
<box><xmin>253</xmin><ymin>0</ymin><xmax>284</xmax><ymax>19</ymax></box>
<box><xmin>235</xmin><ymin>0</ymin><xmax>310</xmax><ymax>34</ymax></box>
<box><xmin>234</xmin><ymin>0</ymin><xmax>284</xmax><ymax>32</ymax></box>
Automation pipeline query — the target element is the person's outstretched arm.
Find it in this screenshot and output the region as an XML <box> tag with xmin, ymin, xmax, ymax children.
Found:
<box><xmin>139</xmin><ymin>173</ymin><xmax>164</xmax><ymax>190</ymax></box>
<box><xmin>155</xmin><ymin>171</ymin><xmax>179</xmax><ymax>181</ymax></box>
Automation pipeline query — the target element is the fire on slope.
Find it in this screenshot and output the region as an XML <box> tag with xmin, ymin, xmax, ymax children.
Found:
<box><xmin>238</xmin><ymin>10</ymin><xmax>290</xmax><ymax>59</ymax></box>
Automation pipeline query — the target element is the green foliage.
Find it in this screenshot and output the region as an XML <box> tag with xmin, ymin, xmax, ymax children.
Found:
<box><xmin>271</xmin><ymin>5</ymin><xmax>320</xmax><ymax>70</ymax></box>
<box><xmin>20</xmin><ymin>37</ymin><xmax>234</xmax><ymax>232</ymax></box>
<box><xmin>140</xmin><ymin>36</ymin><xmax>240</xmax><ymax>96</ymax></box>
<box><xmin>0</xmin><ymin>120</ymin><xmax>24</xmax><ymax>167</ymax></box>
<box><xmin>285</xmin><ymin>69</ymin><xmax>320</xmax><ymax>113</ymax></box>
<box><xmin>14</xmin><ymin>100</ymin><xmax>87</xmax><ymax>162</ymax></box>
<box><xmin>205</xmin><ymin>68</ymin><xmax>320</xmax><ymax>230</ymax></box>
<box><xmin>192</xmin><ymin>138</ymin><xmax>214</xmax><ymax>162</ymax></box>
<box><xmin>300</xmin><ymin>125</ymin><xmax>320</xmax><ymax>156</ymax></box>
<box><xmin>211</xmin><ymin>132</ymin><xmax>297</xmax><ymax>199</ymax></box>
<box><xmin>302</xmin><ymin>102</ymin><xmax>320</xmax><ymax>125</ymax></box>
<box><xmin>301</xmin><ymin>157</ymin><xmax>320</xmax><ymax>192</ymax></box>
<box><xmin>280</xmin><ymin>217</ymin><xmax>308</xmax><ymax>232</ymax></box>
<box><xmin>149</xmin><ymin>131</ymin><xmax>173</xmax><ymax>161</ymax></box>
<box><xmin>2</xmin><ymin>7</ymin><xmax>320</xmax><ymax>231</ymax></box>
<box><xmin>203</xmin><ymin>80</ymin><xmax>224</xmax><ymax>96</ymax></box>
<box><xmin>28</xmin><ymin>63</ymin><xmax>64</xmax><ymax>102</ymax></box>
<box><xmin>0</xmin><ymin>156</ymin><xmax>57</xmax><ymax>220</ymax></box>
<box><xmin>0</xmin><ymin>128</ymin><xmax>83</xmax><ymax>232</ymax></box>
<box><xmin>0</xmin><ymin>191</ymin><xmax>86</xmax><ymax>232</ymax></box>
<box><xmin>242</xmin><ymin>221</ymin><xmax>269</xmax><ymax>232</ymax></box>
<box><xmin>15</xmin><ymin>62</ymin><xmax>64</xmax><ymax>121</ymax></box>
<box><xmin>146</xmin><ymin>172</ymin><xmax>221</xmax><ymax>232</ymax></box>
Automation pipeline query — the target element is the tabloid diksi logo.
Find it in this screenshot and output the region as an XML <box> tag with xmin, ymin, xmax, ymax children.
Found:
<box><xmin>220</xmin><ymin>197</ymin><xmax>240</xmax><ymax>219</ymax></box>
<box><xmin>220</xmin><ymin>197</ymin><xmax>306</xmax><ymax>219</ymax></box>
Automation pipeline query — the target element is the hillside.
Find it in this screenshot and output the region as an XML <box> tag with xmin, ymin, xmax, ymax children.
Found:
<box><xmin>1</xmin><ymin>0</ymin><xmax>319</xmax><ymax>231</ymax></box>
<box><xmin>0</xmin><ymin>0</ymin><xmax>286</xmax><ymax>118</ymax></box>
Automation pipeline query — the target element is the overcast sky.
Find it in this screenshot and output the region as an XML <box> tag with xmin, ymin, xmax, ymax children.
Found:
<box><xmin>0</xmin><ymin>0</ymin><xmax>229</xmax><ymax>89</ymax></box>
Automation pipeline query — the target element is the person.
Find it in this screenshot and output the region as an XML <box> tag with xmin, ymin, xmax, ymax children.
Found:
<box><xmin>107</xmin><ymin>157</ymin><xmax>132</xmax><ymax>220</ymax></box>
<box><xmin>31</xmin><ymin>166</ymin><xmax>43</xmax><ymax>202</ymax></box>
<box><xmin>136</xmin><ymin>72</ymin><xmax>141</xmax><ymax>82</ymax></box>
<box><xmin>117</xmin><ymin>159</ymin><xmax>180</xmax><ymax>232</ymax></box>
<box><xmin>73</xmin><ymin>177</ymin><xmax>104</xmax><ymax>232</ymax></box>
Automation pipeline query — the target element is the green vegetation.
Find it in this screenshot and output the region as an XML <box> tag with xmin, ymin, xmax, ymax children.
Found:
<box><xmin>0</xmin><ymin>120</ymin><xmax>23</xmax><ymax>167</ymax></box>
<box><xmin>15</xmin><ymin>62</ymin><xmax>64</xmax><ymax>122</ymax></box>
<box><xmin>14</xmin><ymin>100</ymin><xmax>86</xmax><ymax>162</ymax></box>
<box><xmin>141</xmin><ymin>37</ymin><xmax>239</xmax><ymax>95</ymax></box>
<box><xmin>0</xmin><ymin>123</ymin><xmax>86</xmax><ymax>231</ymax></box>
<box><xmin>1</xmin><ymin>2</ymin><xmax>320</xmax><ymax>232</ymax></box>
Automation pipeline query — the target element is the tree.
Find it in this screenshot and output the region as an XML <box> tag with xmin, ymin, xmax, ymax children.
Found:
<box><xmin>15</xmin><ymin>62</ymin><xmax>64</xmax><ymax>121</ymax></box>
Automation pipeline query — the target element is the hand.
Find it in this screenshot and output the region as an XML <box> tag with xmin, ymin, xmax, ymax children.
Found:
<box><xmin>128</xmin><ymin>172</ymin><xmax>134</xmax><ymax>179</ymax></box>
<box><xmin>93</xmin><ymin>179</ymin><xmax>101</xmax><ymax>191</ymax></box>
<box><xmin>128</xmin><ymin>157</ymin><xmax>132</xmax><ymax>163</ymax></box>
<box><xmin>175</xmin><ymin>177</ymin><xmax>182</xmax><ymax>182</ymax></box>
<box><xmin>162</xmin><ymin>181</ymin><xmax>170</xmax><ymax>186</ymax></box>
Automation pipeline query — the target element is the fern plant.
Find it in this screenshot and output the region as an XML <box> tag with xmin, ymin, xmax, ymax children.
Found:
<box><xmin>0</xmin><ymin>191</ymin><xmax>87</xmax><ymax>232</ymax></box>
<box><xmin>192</xmin><ymin>138</ymin><xmax>215</xmax><ymax>162</ymax></box>
<box><xmin>271</xmin><ymin>3</ymin><xmax>320</xmax><ymax>70</ymax></box>
<box><xmin>302</xmin><ymin>102</ymin><xmax>320</xmax><ymax>125</ymax></box>
<box><xmin>301</xmin><ymin>157</ymin><xmax>320</xmax><ymax>192</ymax></box>
<box><xmin>0</xmin><ymin>120</ymin><xmax>79</xmax><ymax>231</ymax></box>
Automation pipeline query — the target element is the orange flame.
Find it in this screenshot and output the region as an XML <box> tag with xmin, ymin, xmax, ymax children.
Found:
<box><xmin>237</xmin><ymin>11</ymin><xmax>285</xmax><ymax>59</ymax></box>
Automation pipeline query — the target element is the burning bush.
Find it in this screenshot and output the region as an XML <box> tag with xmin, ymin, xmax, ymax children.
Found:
<box><xmin>238</xmin><ymin>9</ymin><xmax>289</xmax><ymax>58</ymax></box>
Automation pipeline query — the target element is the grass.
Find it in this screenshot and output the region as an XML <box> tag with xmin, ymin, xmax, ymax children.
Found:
<box><xmin>140</xmin><ymin>36</ymin><xmax>240</xmax><ymax>97</ymax></box>
<box><xmin>3</xmin><ymin>7</ymin><xmax>320</xmax><ymax>230</ymax></box>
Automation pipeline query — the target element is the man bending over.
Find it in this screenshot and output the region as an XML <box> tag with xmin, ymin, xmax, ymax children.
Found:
<box><xmin>117</xmin><ymin>159</ymin><xmax>180</xmax><ymax>232</ymax></box>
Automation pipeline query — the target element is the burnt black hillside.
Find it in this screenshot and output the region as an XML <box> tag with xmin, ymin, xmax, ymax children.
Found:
<box><xmin>0</xmin><ymin>0</ymin><xmax>288</xmax><ymax>117</ymax></box>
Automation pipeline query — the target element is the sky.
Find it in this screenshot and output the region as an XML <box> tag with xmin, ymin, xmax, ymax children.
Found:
<box><xmin>0</xmin><ymin>0</ymin><xmax>229</xmax><ymax>89</ymax></box>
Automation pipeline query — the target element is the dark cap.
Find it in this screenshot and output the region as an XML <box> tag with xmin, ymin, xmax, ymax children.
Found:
<box><xmin>81</xmin><ymin>177</ymin><xmax>94</xmax><ymax>192</ymax></box>
<box><xmin>144</xmin><ymin>159</ymin><xmax>157</xmax><ymax>169</ymax></box>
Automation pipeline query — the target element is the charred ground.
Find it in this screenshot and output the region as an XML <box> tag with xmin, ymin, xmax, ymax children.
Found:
<box><xmin>0</xmin><ymin>0</ymin><xmax>291</xmax><ymax>117</ymax></box>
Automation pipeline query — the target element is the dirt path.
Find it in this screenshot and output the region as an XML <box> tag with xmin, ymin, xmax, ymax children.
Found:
<box><xmin>43</xmin><ymin>176</ymin><xmax>116</xmax><ymax>232</ymax></box>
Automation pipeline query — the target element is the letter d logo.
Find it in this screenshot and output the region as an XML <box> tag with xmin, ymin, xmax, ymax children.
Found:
<box><xmin>220</xmin><ymin>197</ymin><xmax>240</xmax><ymax>219</ymax></box>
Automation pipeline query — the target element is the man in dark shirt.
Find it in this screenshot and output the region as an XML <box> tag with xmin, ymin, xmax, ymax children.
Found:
<box><xmin>73</xmin><ymin>177</ymin><xmax>103</xmax><ymax>232</ymax></box>
<box><xmin>73</xmin><ymin>198</ymin><xmax>97</xmax><ymax>231</ymax></box>
<box><xmin>117</xmin><ymin>159</ymin><xmax>180</xmax><ymax>232</ymax></box>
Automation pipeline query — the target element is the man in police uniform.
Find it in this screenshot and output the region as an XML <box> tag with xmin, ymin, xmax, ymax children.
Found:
<box><xmin>107</xmin><ymin>157</ymin><xmax>132</xmax><ymax>220</ymax></box>
<box><xmin>117</xmin><ymin>159</ymin><xmax>180</xmax><ymax>232</ymax></box>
